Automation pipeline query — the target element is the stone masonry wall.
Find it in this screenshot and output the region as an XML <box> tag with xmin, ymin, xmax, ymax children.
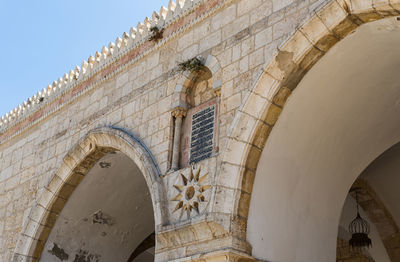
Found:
<box><xmin>0</xmin><ymin>0</ymin><xmax>331</xmax><ymax>260</ymax></box>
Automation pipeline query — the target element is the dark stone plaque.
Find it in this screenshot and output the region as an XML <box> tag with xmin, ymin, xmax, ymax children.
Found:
<box><xmin>189</xmin><ymin>105</ymin><xmax>215</xmax><ymax>164</ymax></box>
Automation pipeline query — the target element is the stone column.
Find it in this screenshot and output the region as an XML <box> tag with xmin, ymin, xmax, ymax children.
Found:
<box><xmin>171</xmin><ymin>107</ymin><xmax>187</xmax><ymax>171</ymax></box>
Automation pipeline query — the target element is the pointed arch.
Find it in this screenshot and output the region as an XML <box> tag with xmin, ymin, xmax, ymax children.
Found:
<box><xmin>216</xmin><ymin>0</ymin><xmax>400</xmax><ymax>240</ymax></box>
<box><xmin>350</xmin><ymin>178</ymin><xmax>400</xmax><ymax>261</ymax></box>
<box><xmin>172</xmin><ymin>54</ymin><xmax>222</xmax><ymax>108</ymax></box>
<box><xmin>12</xmin><ymin>126</ymin><xmax>166</xmax><ymax>261</ymax></box>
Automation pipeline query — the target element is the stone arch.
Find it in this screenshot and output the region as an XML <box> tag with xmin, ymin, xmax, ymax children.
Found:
<box><xmin>217</xmin><ymin>0</ymin><xmax>400</xmax><ymax>242</ymax></box>
<box><xmin>12</xmin><ymin>126</ymin><xmax>166</xmax><ymax>261</ymax></box>
<box><xmin>349</xmin><ymin>178</ymin><xmax>400</xmax><ymax>260</ymax></box>
<box><xmin>172</xmin><ymin>54</ymin><xmax>222</xmax><ymax>108</ymax></box>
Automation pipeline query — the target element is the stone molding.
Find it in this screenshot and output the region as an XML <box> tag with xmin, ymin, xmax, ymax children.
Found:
<box><xmin>156</xmin><ymin>218</ymin><xmax>252</xmax><ymax>261</ymax></box>
<box><xmin>173</xmin><ymin>54</ymin><xmax>222</xmax><ymax>109</ymax></box>
<box><xmin>12</xmin><ymin>126</ymin><xmax>166</xmax><ymax>261</ymax></box>
<box><xmin>0</xmin><ymin>0</ymin><xmax>231</xmax><ymax>144</ymax></box>
<box><xmin>171</xmin><ymin>107</ymin><xmax>188</xmax><ymax>118</ymax></box>
<box><xmin>217</xmin><ymin>0</ymin><xmax>400</xmax><ymax>245</ymax></box>
<box><xmin>173</xmin><ymin>250</ymin><xmax>258</xmax><ymax>262</ymax></box>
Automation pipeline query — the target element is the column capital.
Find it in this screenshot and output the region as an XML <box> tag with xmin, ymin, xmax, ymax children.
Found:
<box><xmin>171</xmin><ymin>107</ymin><xmax>187</xmax><ymax>118</ymax></box>
<box><xmin>213</xmin><ymin>87</ymin><xmax>221</xmax><ymax>97</ymax></box>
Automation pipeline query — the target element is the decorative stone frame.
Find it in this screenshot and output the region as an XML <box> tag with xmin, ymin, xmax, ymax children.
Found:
<box><xmin>181</xmin><ymin>98</ymin><xmax>219</xmax><ymax>167</ymax></box>
<box><xmin>169</xmin><ymin>55</ymin><xmax>222</xmax><ymax>171</ymax></box>
<box><xmin>215</xmin><ymin>0</ymin><xmax>400</xmax><ymax>245</ymax></box>
<box><xmin>173</xmin><ymin>55</ymin><xmax>222</xmax><ymax>109</ymax></box>
<box><xmin>12</xmin><ymin>126</ymin><xmax>166</xmax><ymax>261</ymax></box>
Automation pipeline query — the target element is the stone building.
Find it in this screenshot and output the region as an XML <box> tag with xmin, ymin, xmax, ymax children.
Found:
<box><xmin>1</xmin><ymin>0</ymin><xmax>400</xmax><ymax>261</ymax></box>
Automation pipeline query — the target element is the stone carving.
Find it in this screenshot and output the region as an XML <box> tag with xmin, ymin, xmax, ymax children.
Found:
<box><xmin>171</xmin><ymin>165</ymin><xmax>211</xmax><ymax>219</ymax></box>
<box><xmin>212</xmin><ymin>87</ymin><xmax>221</xmax><ymax>97</ymax></box>
<box><xmin>171</xmin><ymin>107</ymin><xmax>187</xmax><ymax>119</ymax></box>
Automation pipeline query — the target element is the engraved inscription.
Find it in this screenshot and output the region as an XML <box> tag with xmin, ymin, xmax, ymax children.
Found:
<box><xmin>190</xmin><ymin>105</ymin><xmax>215</xmax><ymax>164</ymax></box>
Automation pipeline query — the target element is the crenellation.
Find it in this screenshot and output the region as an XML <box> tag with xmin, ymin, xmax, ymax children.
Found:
<box><xmin>0</xmin><ymin>0</ymin><xmax>214</xmax><ymax>136</ymax></box>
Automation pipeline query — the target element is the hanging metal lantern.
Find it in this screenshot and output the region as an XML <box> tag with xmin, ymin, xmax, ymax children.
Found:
<box><xmin>348</xmin><ymin>191</ymin><xmax>372</xmax><ymax>249</ymax></box>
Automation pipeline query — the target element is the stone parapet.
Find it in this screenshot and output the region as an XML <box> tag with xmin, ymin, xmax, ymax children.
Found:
<box><xmin>0</xmin><ymin>0</ymin><xmax>231</xmax><ymax>143</ymax></box>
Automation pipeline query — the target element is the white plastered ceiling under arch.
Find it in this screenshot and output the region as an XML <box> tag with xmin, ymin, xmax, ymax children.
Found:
<box><xmin>40</xmin><ymin>152</ymin><xmax>155</xmax><ymax>262</ymax></box>
<box><xmin>247</xmin><ymin>17</ymin><xmax>400</xmax><ymax>262</ymax></box>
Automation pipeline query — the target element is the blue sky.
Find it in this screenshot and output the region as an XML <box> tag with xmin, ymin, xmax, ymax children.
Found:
<box><xmin>0</xmin><ymin>0</ymin><xmax>168</xmax><ymax>116</ymax></box>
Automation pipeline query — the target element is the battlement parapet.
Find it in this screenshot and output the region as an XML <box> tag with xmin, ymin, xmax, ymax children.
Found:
<box><xmin>0</xmin><ymin>0</ymin><xmax>214</xmax><ymax>137</ymax></box>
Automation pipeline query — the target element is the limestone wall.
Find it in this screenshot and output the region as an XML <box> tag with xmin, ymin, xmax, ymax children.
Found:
<box><xmin>0</xmin><ymin>0</ymin><xmax>332</xmax><ymax>260</ymax></box>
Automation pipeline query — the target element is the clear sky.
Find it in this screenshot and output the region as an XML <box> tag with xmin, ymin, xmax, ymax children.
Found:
<box><xmin>0</xmin><ymin>0</ymin><xmax>168</xmax><ymax>116</ymax></box>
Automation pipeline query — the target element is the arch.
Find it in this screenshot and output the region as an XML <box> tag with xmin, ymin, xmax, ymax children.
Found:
<box><xmin>216</xmin><ymin>0</ymin><xmax>400</xmax><ymax>238</ymax></box>
<box><xmin>336</xmin><ymin>238</ymin><xmax>374</xmax><ymax>261</ymax></box>
<box><xmin>350</xmin><ymin>178</ymin><xmax>400</xmax><ymax>260</ymax></box>
<box><xmin>244</xmin><ymin>13</ymin><xmax>400</xmax><ymax>260</ymax></box>
<box><xmin>172</xmin><ymin>54</ymin><xmax>222</xmax><ymax>108</ymax></box>
<box><xmin>336</xmin><ymin>178</ymin><xmax>397</xmax><ymax>261</ymax></box>
<box><xmin>12</xmin><ymin>126</ymin><xmax>166</xmax><ymax>261</ymax></box>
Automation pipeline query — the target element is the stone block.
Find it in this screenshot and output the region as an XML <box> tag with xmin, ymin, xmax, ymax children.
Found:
<box><xmin>222</xmin><ymin>14</ymin><xmax>250</xmax><ymax>41</ymax></box>
<box><xmin>178</xmin><ymin>30</ymin><xmax>195</xmax><ymax>51</ymax></box>
<box><xmin>262</xmin><ymin>103</ymin><xmax>282</xmax><ymax>126</ymax></box>
<box><xmin>255</xmin><ymin>26</ymin><xmax>272</xmax><ymax>50</ymax></box>
<box><xmin>241</xmin><ymin>36</ymin><xmax>255</xmax><ymax>57</ymax></box>
<box><xmin>226</xmin><ymin>93</ymin><xmax>241</xmax><ymax>112</ymax></box>
<box><xmin>194</xmin><ymin>20</ymin><xmax>212</xmax><ymax>43</ymax></box>
<box><xmin>273</xmin><ymin>0</ymin><xmax>294</xmax><ymax>12</ymax></box>
<box><xmin>211</xmin><ymin>4</ymin><xmax>236</xmax><ymax>31</ymax></box>
<box><xmin>23</xmin><ymin>219</ymin><xmax>40</xmax><ymax>239</ymax></box>
<box><xmin>242</xmin><ymin>93</ymin><xmax>268</xmax><ymax>120</ymax></box>
<box><xmin>200</xmin><ymin>30</ymin><xmax>222</xmax><ymax>53</ymax></box>
<box><xmin>217</xmin><ymin>163</ymin><xmax>241</xmax><ymax>189</ymax></box>
<box><xmin>45</xmin><ymin>175</ymin><xmax>63</xmax><ymax>196</ymax></box>
<box><xmin>249</xmin><ymin>48</ymin><xmax>264</xmax><ymax>69</ymax></box>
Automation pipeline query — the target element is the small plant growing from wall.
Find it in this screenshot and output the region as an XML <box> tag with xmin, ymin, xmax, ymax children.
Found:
<box><xmin>178</xmin><ymin>57</ymin><xmax>204</xmax><ymax>73</ymax></box>
<box><xmin>148</xmin><ymin>26</ymin><xmax>164</xmax><ymax>42</ymax></box>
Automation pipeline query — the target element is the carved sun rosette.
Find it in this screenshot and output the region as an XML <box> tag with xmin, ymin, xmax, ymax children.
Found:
<box><xmin>171</xmin><ymin>165</ymin><xmax>211</xmax><ymax>220</ymax></box>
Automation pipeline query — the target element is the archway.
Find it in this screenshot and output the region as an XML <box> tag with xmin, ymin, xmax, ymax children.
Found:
<box><xmin>246</xmin><ymin>15</ymin><xmax>400</xmax><ymax>262</ymax></box>
<box><xmin>217</xmin><ymin>2</ymin><xmax>400</xmax><ymax>234</ymax></box>
<box><xmin>336</xmin><ymin>140</ymin><xmax>400</xmax><ymax>261</ymax></box>
<box><xmin>13</xmin><ymin>127</ymin><xmax>166</xmax><ymax>261</ymax></box>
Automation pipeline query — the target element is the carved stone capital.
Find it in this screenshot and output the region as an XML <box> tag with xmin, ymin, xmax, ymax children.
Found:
<box><xmin>191</xmin><ymin>250</ymin><xmax>257</xmax><ymax>261</ymax></box>
<box><xmin>171</xmin><ymin>107</ymin><xmax>187</xmax><ymax>118</ymax></box>
<box><xmin>213</xmin><ymin>87</ymin><xmax>221</xmax><ymax>97</ymax></box>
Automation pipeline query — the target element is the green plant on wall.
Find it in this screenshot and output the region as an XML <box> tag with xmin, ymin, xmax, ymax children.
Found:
<box><xmin>148</xmin><ymin>26</ymin><xmax>164</xmax><ymax>42</ymax></box>
<box><xmin>178</xmin><ymin>57</ymin><xmax>204</xmax><ymax>73</ymax></box>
